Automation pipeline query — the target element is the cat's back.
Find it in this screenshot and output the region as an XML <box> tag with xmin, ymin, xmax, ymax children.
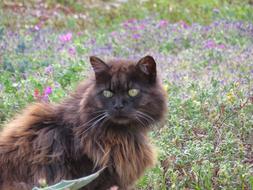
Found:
<box><xmin>0</xmin><ymin>103</ymin><xmax>57</xmax><ymax>181</ymax></box>
<box><xmin>0</xmin><ymin>103</ymin><xmax>56</xmax><ymax>144</ymax></box>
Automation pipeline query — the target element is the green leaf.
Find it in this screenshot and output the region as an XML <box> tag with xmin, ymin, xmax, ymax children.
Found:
<box><xmin>32</xmin><ymin>168</ymin><xmax>105</xmax><ymax>190</ymax></box>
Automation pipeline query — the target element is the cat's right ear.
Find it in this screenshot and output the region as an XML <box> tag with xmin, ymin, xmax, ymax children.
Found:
<box><xmin>90</xmin><ymin>56</ymin><xmax>110</xmax><ymax>81</ymax></box>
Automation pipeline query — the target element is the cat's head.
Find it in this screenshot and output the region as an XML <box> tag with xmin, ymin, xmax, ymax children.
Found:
<box><xmin>84</xmin><ymin>55</ymin><xmax>167</xmax><ymax>128</ymax></box>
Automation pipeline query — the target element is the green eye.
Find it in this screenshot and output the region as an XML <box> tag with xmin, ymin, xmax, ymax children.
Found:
<box><xmin>128</xmin><ymin>89</ymin><xmax>140</xmax><ymax>97</ymax></box>
<box><xmin>103</xmin><ymin>90</ymin><xmax>113</xmax><ymax>98</ymax></box>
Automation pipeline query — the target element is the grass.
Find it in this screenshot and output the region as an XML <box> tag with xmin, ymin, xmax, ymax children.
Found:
<box><xmin>0</xmin><ymin>0</ymin><xmax>253</xmax><ymax>189</ymax></box>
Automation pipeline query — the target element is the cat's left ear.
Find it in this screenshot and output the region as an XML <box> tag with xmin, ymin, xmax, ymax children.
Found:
<box><xmin>90</xmin><ymin>56</ymin><xmax>110</xmax><ymax>81</ymax></box>
<box><xmin>136</xmin><ymin>55</ymin><xmax>157</xmax><ymax>82</ymax></box>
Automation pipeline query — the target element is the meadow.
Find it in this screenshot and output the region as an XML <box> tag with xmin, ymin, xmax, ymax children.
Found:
<box><xmin>0</xmin><ymin>0</ymin><xmax>253</xmax><ymax>189</ymax></box>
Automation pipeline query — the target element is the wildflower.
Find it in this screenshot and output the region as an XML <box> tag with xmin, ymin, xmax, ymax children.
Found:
<box><xmin>217</xmin><ymin>44</ymin><xmax>225</xmax><ymax>49</ymax></box>
<box><xmin>59</xmin><ymin>32</ymin><xmax>72</xmax><ymax>43</ymax></box>
<box><xmin>158</xmin><ymin>20</ymin><xmax>168</xmax><ymax>28</ymax></box>
<box><xmin>68</xmin><ymin>47</ymin><xmax>76</xmax><ymax>56</ymax></box>
<box><xmin>226</xmin><ymin>90</ymin><xmax>235</xmax><ymax>103</ymax></box>
<box><xmin>44</xmin><ymin>86</ymin><xmax>52</xmax><ymax>95</ymax></box>
<box><xmin>163</xmin><ymin>84</ymin><xmax>169</xmax><ymax>91</ymax></box>
<box><xmin>34</xmin><ymin>88</ymin><xmax>40</xmax><ymax>99</ymax></box>
<box><xmin>179</xmin><ymin>20</ymin><xmax>189</xmax><ymax>29</ymax></box>
<box><xmin>204</xmin><ymin>40</ymin><xmax>216</xmax><ymax>49</ymax></box>
<box><xmin>132</xmin><ymin>33</ymin><xmax>141</xmax><ymax>39</ymax></box>
<box><xmin>34</xmin><ymin>25</ymin><xmax>40</xmax><ymax>31</ymax></box>
<box><xmin>111</xmin><ymin>31</ymin><xmax>117</xmax><ymax>37</ymax></box>
<box><xmin>45</xmin><ymin>65</ymin><xmax>53</xmax><ymax>74</ymax></box>
<box><xmin>138</xmin><ymin>24</ymin><xmax>145</xmax><ymax>30</ymax></box>
<box><xmin>126</xmin><ymin>18</ymin><xmax>137</xmax><ymax>24</ymax></box>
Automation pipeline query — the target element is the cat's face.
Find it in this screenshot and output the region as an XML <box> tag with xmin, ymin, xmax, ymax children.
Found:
<box><xmin>89</xmin><ymin>56</ymin><xmax>166</xmax><ymax>127</ymax></box>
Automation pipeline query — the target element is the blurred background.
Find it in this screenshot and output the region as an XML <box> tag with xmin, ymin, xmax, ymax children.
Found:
<box><xmin>0</xmin><ymin>1</ymin><xmax>253</xmax><ymax>189</ymax></box>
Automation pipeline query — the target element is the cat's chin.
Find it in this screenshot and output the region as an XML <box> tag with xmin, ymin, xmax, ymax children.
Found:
<box><xmin>109</xmin><ymin>116</ymin><xmax>131</xmax><ymax>125</ymax></box>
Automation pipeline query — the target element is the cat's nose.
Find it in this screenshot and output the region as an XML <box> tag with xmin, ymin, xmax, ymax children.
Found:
<box><xmin>114</xmin><ymin>103</ymin><xmax>124</xmax><ymax>110</ymax></box>
<box><xmin>114</xmin><ymin>99</ymin><xmax>125</xmax><ymax>110</ymax></box>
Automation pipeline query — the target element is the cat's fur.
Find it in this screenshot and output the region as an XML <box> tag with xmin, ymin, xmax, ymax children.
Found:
<box><xmin>0</xmin><ymin>55</ymin><xmax>167</xmax><ymax>190</ymax></box>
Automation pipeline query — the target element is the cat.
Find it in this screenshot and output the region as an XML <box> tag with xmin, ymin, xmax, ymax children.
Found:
<box><xmin>0</xmin><ymin>55</ymin><xmax>167</xmax><ymax>190</ymax></box>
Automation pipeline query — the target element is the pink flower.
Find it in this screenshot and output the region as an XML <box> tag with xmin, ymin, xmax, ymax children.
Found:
<box><xmin>217</xmin><ymin>44</ymin><xmax>226</xmax><ymax>49</ymax></box>
<box><xmin>126</xmin><ymin>18</ymin><xmax>137</xmax><ymax>23</ymax></box>
<box><xmin>59</xmin><ymin>32</ymin><xmax>72</xmax><ymax>43</ymax></box>
<box><xmin>44</xmin><ymin>86</ymin><xmax>52</xmax><ymax>95</ymax></box>
<box><xmin>158</xmin><ymin>20</ymin><xmax>168</xmax><ymax>28</ymax></box>
<box><xmin>111</xmin><ymin>31</ymin><xmax>117</xmax><ymax>37</ymax></box>
<box><xmin>138</xmin><ymin>24</ymin><xmax>145</xmax><ymax>30</ymax></box>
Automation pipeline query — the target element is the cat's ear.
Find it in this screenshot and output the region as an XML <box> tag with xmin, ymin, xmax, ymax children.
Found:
<box><xmin>136</xmin><ymin>55</ymin><xmax>156</xmax><ymax>82</ymax></box>
<box><xmin>90</xmin><ymin>56</ymin><xmax>110</xmax><ymax>81</ymax></box>
<box><xmin>90</xmin><ymin>56</ymin><xmax>109</xmax><ymax>74</ymax></box>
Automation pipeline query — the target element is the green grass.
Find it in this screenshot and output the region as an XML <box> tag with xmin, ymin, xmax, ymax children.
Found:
<box><xmin>1</xmin><ymin>0</ymin><xmax>253</xmax><ymax>31</ymax></box>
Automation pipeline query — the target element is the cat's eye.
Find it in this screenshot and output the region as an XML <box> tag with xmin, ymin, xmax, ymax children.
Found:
<box><xmin>103</xmin><ymin>90</ymin><xmax>113</xmax><ymax>98</ymax></box>
<box><xmin>128</xmin><ymin>89</ymin><xmax>140</xmax><ymax>97</ymax></box>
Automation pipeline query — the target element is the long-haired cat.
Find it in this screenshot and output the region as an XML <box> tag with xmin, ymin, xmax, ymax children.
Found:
<box><xmin>0</xmin><ymin>55</ymin><xmax>167</xmax><ymax>190</ymax></box>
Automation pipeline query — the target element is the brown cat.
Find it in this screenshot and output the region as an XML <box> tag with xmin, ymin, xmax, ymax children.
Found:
<box><xmin>0</xmin><ymin>55</ymin><xmax>167</xmax><ymax>190</ymax></box>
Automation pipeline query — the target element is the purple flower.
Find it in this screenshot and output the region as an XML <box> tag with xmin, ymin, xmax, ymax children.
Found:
<box><xmin>132</xmin><ymin>33</ymin><xmax>141</xmax><ymax>39</ymax></box>
<box><xmin>204</xmin><ymin>40</ymin><xmax>226</xmax><ymax>49</ymax></box>
<box><xmin>59</xmin><ymin>32</ymin><xmax>72</xmax><ymax>43</ymax></box>
<box><xmin>68</xmin><ymin>47</ymin><xmax>76</xmax><ymax>56</ymax></box>
<box><xmin>44</xmin><ymin>86</ymin><xmax>52</xmax><ymax>95</ymax></box>
<box><xmin>34</xmin><ymin>25</ymin><xmax>40</xmax><ymax>31</ymax></box>
<box><xmin>45</xmin><ymin>65</ymin><xmax>53</xmax><ymax>74</ymax></box>
<box><xmin>180</xmin><ymin>20</ymin><xmax>189</xmax><ymax>29</ymax></box>
<box><xmin>204</xmin><ymin>40</ymin><xmax>216</xmax><ymax>48</ymax></box>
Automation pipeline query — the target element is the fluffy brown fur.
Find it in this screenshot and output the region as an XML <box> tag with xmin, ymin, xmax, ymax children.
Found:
<box><xmin>0</xmin><ymin>56</ymin><xmax>167</xmax><ymax>190</ymax></box>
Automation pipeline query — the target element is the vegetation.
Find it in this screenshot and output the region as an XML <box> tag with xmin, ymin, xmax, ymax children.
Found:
<box><xmin>0</xmin><ymin>0</ymin><xmax>252</xmax><ymax>189</ymax></box>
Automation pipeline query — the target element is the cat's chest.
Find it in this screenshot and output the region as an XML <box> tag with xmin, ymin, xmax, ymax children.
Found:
<box><xmin>83</xmin><ymin>133</ymin><xmax>156</xmax><ymax>187</ymax></box>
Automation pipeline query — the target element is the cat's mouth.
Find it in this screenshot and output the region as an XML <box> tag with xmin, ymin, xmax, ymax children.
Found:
<box><xmin>109</xmin><ymin>114</ymin><xmax>131</xmax><ymax>124</ymax></box>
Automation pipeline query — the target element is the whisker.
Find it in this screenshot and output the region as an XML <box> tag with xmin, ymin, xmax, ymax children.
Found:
<box><xmin>135</xmin><ymin>116</ymin><xmax>146</xmax><ymax>128</ymax></box>
<box><xmin>136</xmin><ymin>111</ymin><xmax>155</xmax><ymax>122</ymax></box>
<box><xmin>81</xmin><ymin>114</ymin><xmax>108</xmax><ymax>135</ymax></box>
<box><xmin>90</xmin><ymin>110</ymin><xmax>107</xmax><ymax>115</ymax></box>
<box><xmin>136</xmin><ymin>113</ymin><xmax>150</xmax><ymax>126</ymax></box>
<box><xmin>79</xmin><ymin>113</ymin><xmax>106</xmax><ymax>128</ymax></box>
